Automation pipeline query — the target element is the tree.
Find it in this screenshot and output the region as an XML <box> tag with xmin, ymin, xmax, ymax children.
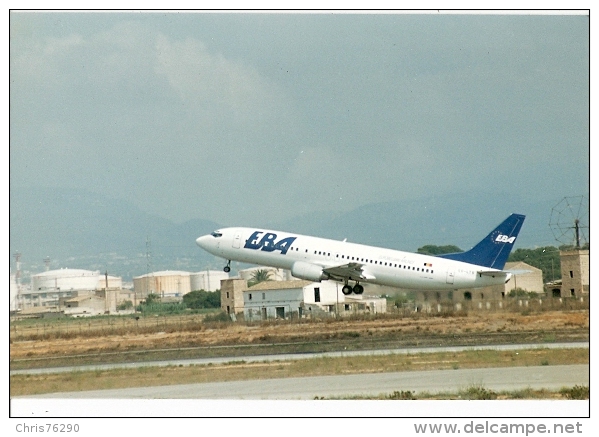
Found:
<box><xmin>508</xmin><ymin>246</ymin><xmax>561</xmax><ymax>283</ymax></box>
<box><xmin>248</xmin><ymin>269</ymin><xmax>273</xmax><ymax>287</ymax></box>
<box><xmin>183</xmin><ymin>290</ymin><xmax>221</xmax><ymax>309</ymax></box>
<box><xmin>417</xmin><ymin>245</ymin><xmax>462</xmax><ymax>255</ymax></box>
<box><xmin>117</xmin><ymin>300</ymin><xmax>133</xmax><ymax>311</ymax></box>
<box><xmin>144</xmin><ymin>293</ymin><xmax>160</xmax><ymax>305</ymax></box>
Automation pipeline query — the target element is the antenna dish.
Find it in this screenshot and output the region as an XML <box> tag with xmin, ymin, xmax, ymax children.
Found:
<box><xmin>549</xmin><ymin>195</ymin><xmax>589</xmax><ymax>248</ymax></box>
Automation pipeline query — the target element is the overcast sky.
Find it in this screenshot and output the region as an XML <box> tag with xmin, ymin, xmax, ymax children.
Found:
<box><xmin>10</xmin><ymin>12</ymin><xmax>589</xmax><ymax>226</ymax></box>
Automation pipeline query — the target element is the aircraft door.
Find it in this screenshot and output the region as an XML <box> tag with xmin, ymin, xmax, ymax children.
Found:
<box><xmin>232</xmin><ymin>232</ymin><xmax>242</xmax><ymax>249</ymax></box>
<box><xmin>446</xmin><ymin>269</ymin><xmax>455</xmax><ymax>285</ymax></box>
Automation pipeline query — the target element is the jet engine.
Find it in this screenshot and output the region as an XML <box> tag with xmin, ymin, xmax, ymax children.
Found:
<box><xmin>291</xmin><ymin>261</ymin><xmax>328</xmax><ymax>282</ymax></box>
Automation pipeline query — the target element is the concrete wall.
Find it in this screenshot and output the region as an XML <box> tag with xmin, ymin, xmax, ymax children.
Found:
<box><xmin>244</xmin><ymin>287</ymin><xmax>304</xmax><ymax>320</ymax></box>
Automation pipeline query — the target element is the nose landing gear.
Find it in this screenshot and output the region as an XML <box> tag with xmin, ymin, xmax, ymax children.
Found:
<box><xmin>223</xmin><ymin>260</ymin><xmax>231</xmax><ymax>273</ymax></box>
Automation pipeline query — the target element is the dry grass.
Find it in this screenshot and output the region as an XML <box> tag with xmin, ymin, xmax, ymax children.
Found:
<box><xmin>325</xmin><ymin>385</ymin><xmax>589</xmax><ymax>400</ymax></box>
<box><xmin>10</xmin><ymin>310</ymin><xmax>589</xmax><ymax>361</ymax></box>
<box><xmin>10</xmin><ymin>309</ymin><xmax>589</xmax><ymax>398</ymax></box>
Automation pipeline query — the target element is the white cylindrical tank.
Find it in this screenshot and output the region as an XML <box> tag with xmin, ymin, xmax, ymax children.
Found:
<box><xmin>96</xmin><ymin>274</ymin><xmax>123</xmax><ymax>290</ymax></box>
<box><xmin>190</xmin><ymin>270</ymin><xmax>229</xmax><ymax>292</ymax></box>
<box><xmin>133</xmin><ymin>271</ymin><xmax>191</xmax><ymax>297</ymax></box>
<box><xmin>31</xmin><ymin>269</ymin><xmax>101</xmax><ymax>292</ymax></box>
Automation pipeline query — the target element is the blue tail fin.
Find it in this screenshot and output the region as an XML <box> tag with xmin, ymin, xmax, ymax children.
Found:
<box><xmin>438</xmin><ymin>214</ymin><xmax>525</xmax><ymax>270</ymax></box>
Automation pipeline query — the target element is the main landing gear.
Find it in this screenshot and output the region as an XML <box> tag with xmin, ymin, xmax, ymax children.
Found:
<box><xmin>223</xmin><ymin>260</ymin><xmax>231</xmax><ymax>273</ymax></box>
<box><xmin>342</xmin><ymin>282</ymin><xmax>364</xmax><ymax>295</ymax></box>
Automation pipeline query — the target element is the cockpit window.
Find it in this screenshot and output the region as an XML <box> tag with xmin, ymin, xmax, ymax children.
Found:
<box><xmin>211</xmin><ymin>231</ymin><xmax>223</xmax><ymax>238</ymax></box>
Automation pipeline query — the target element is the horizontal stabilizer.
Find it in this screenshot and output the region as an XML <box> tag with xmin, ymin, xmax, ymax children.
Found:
<box><xmin>478</xmin><ymin>269</ymin><xmax>532</xmax><ymax>278</ymax></box>
<box><xmin>477</xmin><ymin>270</ymin><xmax>510</xmax><ymax>278</ymax></box>
<box><xmin>505</xmin><ymin>269</ymin><xmax>532</xmax><ymax>275</ymax></box>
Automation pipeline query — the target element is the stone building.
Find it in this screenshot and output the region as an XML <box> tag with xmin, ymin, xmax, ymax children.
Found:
<box><xmin>558</xmin><ymin>249</ymin><xmax>589</xmax><ymax>298</ymax></box>
<box><xmin>220</xmin><ymin>278</ymin><xmax>247</xmax><ymax>316</ymax></box>
<box><xmin>415</xmin><ymin>261</ymin><xmax>543</xmax><ymax>310</ymax></box>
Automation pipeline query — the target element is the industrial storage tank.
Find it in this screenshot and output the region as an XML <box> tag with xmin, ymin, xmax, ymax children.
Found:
<box><xmin>133</xmin><ymin>271</ymin><xmax>191</xmax><ymax>298</ymax></box>
<box><xmin>95</xmin><ymin>274</ymin><xmax>123</xmax><ymax>290</ymax></box>
<box><xmin>190</xmin><ymin>270</ymin><xmax>229</xmax><ymax>292</ymax></box>
<box><xmin>31</xmin><ymin>269</ymin><xmax>102</xmax><ymax>292</ymax></box>
<box><xmin>10</xmin><ymin>274</ymin><xmax>18</xmax><ymax>312</ymax></box>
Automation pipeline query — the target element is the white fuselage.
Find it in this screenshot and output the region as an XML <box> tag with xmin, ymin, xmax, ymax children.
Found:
<box><xmin>196</xmin><ymin>227</ymin><xmax>509</xmax><ymax>291</ymax></box>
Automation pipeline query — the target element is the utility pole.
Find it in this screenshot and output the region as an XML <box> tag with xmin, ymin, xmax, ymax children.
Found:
<box><xmin>146</xmin><ymin>237</ymin><xmax>152</xmax><ymax>296</ymax></box>
<box><xmin>14</xmin><ymin>253</ymin><xmax>22</xmax><ymax>310</ymax></box>
<box><xmin>105</xmin><ymin>270</ymin><xmax>109</xmax><ymax>313</ymax></box>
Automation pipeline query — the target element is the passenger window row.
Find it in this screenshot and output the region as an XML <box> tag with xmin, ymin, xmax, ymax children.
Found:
<box><xmin>288</xmin><ymin>246</ymin><xmax>433</xmax><ymax>274</ymax></box>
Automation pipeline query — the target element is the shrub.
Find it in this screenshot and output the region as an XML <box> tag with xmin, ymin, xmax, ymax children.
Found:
<box><xmin>388</xmin><ymin>390</ymin><xmax>415</xmax><ymax>400</ymax></box>
<box><xmin>461</xmin><ymin>385</ymin><xmax>497</xmax><ymax>400</ymax></box>
<box><xmin>560</xmin><ymin>385</ymin><xmax>589</xmax><ymax>400</ymax></box>
<box><xmin>117</xmin><ymin>300</ymin><xmax>133</xmax><ymax>311</ymax></box>
<box><xmin>203</xmin><ymin>311</ymin><xmax>231</xmax><ymax>323</ymax></box>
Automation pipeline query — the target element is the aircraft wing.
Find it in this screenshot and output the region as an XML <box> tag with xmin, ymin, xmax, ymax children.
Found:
<box><xmin>323</xmin><ymin>263</ymin><xmax>376</xmax><ymax>282</ymax></box>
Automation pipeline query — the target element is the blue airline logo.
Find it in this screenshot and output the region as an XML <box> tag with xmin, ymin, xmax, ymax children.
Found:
<box><xmin>244</xmin><ymin>231</ymin><xmax>297</xmax><ymax>255</ymax></box>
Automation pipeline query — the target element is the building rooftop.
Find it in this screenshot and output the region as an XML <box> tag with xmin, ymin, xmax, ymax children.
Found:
<box><xmin>65</xmin><ymin>295</ymin><xmax>104</xmax><ymax>303</ymax></box>
<box><xmin>504</xmin><ymin>261</ymin><xmax>542</xmax><ymax>273</ymax></box>
<box><xmin>33</xmin><ymin>268</ymin><xmax>100</xmax><ymax>278</ymax></box>
<box><xmin>133</xmin><ymin>270</ymin><xmax>191</xmax><ymax>279</ymax></box>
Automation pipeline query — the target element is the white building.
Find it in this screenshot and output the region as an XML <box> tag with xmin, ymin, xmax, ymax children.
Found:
<box><xmin>63</xmin><ymin>294</ymin><xmax>107</xmax><ymax>317</ymax></box>
<box><xmin>10</xmin><ymin>274</ymin><xmax>19</xmax><ymax>312</ymax></box>
<box><xmin>190</xmin><ymin>270</ymin><xmax>229</xmax><ymax>292</ymax></box>
<box><xmin>243</xmin><ymin>280</ymin><xmax>386</xmax><ymax>320</ymax></box>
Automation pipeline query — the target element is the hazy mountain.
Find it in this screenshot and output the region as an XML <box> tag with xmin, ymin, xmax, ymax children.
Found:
<box><xmin>269</xmin><ymin>192</ymin><xmax>566</xmax><ymax>252</ymax></box>
<box><xmin>9</xmin><ymin>187</ymin><xmax>219</xmax><ymax>280</ymax></box>
<box><xmin>10</xmin><ymin>187</ymin><xmax>583</xmax><ymax>281</ymax></box>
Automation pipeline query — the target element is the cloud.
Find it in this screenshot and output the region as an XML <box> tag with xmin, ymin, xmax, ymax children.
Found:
<box><xmin>9</xmin><ymin>13</ymin><xmax>589</xmax><ymax>227</ymax></box>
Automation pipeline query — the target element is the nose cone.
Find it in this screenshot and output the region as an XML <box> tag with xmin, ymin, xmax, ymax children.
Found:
<box><xmin>196</xmin><ymin>235</ymin><xmax>211</xmax><ymax>249</ymax></box>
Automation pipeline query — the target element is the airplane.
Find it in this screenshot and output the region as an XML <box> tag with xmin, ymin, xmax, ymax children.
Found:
<box><xmin>195</xmin><ymin>213</ymin><xmax>525</xmax><ymax>295</ymax></box>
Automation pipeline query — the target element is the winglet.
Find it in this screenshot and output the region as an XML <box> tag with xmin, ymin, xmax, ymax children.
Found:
<box><xmin>438</xmin><ymin>214</ymin><xmax>525</xmax><ymax>270</ymax></box>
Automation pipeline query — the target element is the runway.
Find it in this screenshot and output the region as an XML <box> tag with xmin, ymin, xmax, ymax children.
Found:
<box><xmin>18</xmin><ymin>364</ymin><xmax>589</xmax><ymax>400</ymax></box>
<box><xmin>11</xmin><ymin>364</ymin><xmax>589</xmax><ymax>418</ymax></box>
